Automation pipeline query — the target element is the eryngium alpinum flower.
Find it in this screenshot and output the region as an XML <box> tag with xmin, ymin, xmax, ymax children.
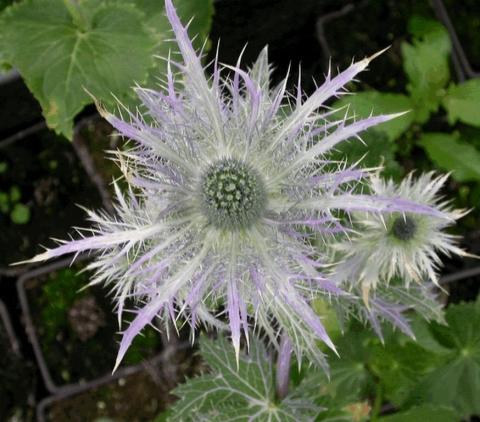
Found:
<box><xmin>23</xmin><ymin>0</ymin><xmax>446</xmax><ymax>371</ymax></box>
<box><xmin>331</xmin><ymin>171</ymin><xmax>468</xmax><ymax>307</ymax></box>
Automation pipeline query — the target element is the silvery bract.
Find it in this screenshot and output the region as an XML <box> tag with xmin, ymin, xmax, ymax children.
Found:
<box><xmin>23</xmin><ymin>0</ymin><xmax>450</xmax><ymax>371</ymax></box>
<box><xmin>332</xmin><ymin>171</ymin><xmax>468</xmax><ymax>305</ymax></box>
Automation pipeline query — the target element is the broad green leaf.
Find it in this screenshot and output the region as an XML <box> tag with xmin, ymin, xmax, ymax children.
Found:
<box><xmin>418</xmin><ymin>132</ymin><xmax>480</xmax><ymax>182</ymax></box>
<box><xmin>1</xmin><ymin>0</ymin><xmax>156</xmax><ymax>139</ymax></box>
<box><xmin>369</xmin><ymin>337</ymin><xmax>440</xmax><ymax>407</ymax></box>
<box><xmin>300</xmin><ymin>326</ymin><xmax>376</xmax><ymax>402</ymax></box>
<box><xmin>402</xmin><ymin>18</ymin><xmax>451</xmax><ymax>123</ymax></box>
<box><xmin>169</xmin><ymin>336</ymin><xmax>320</xmax><ymax>422</ymax></box>
<box><xmin>407</xmin><ymin>302</ymin><xmax>480</xmax><ymax>417</ymax></box>
<box><xmin>407</xmin><ymin>16</ymin><xmax>450</xmax><ymax>45</ymax></box>
<box><xmin>333</xmin><ymin>92</ymin><xmax>414</xmax><ymax>142</ymax></box>
<box><xmin>295</xmin><ymin>326</ymin><xmax>375</xmax><ymax>421</ymax></box>
<box><xmin>378</xmin><ymin>405</ymin><xmax>457</xmax><ymax>422</ymax></box>
<box><xmin>442</xmin><ymin>79</ymin><xmax>480</xmax><ymax>127</ymax></box>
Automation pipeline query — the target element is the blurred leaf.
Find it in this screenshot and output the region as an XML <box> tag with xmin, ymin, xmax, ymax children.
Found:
<box><xmin>294</xmin><ymin>341</ymin><xmax>372</xmax><ymax>421</ymax></box>
<box><xmin>369</xmin><ymin>337</ymin><xmax>440</xmax><ymax>407</ymax></box>
<box><xmin>402</xmin><ymin>18</ymin><xmax>451</xmax><ymax>123</ymax></box>
<box><xmin>442</xmin><ymin>79</ymin><xmax>480</xmax><ymax>127</ymax></box>
<box><xmin>152</xmin><ymin>409</ymin><xmax>173</xmax><ymax>422</ymax></box>
<box><xmin>0</xmin><ymin>191</ymin><xmax>9</xmax><ymax>213</ymax></box>
<box><xmin>377</xmin><ymin>405</ymin><xmax>457</xmax><ymax>422</ymax></box>
<box><xmin>418</xmin><ymin>132</ymin><xmax>480</xmax><ymax>182</ymax></box>
<box><xmin>301</xmin><ymin>326</ymin><xmax>376</xmax><ymax>403</ymax></box>
<box><xmin>10</xmin><ymin>203</ymin><xmax>30</xmax><ymax>224</ymax></box>
<box><xmin>1</xmin><ymin>0</ymin><xmax>156</xmax><ymax>139</ymax></box>
<box><xmin>407</xmin><ymin>16</ymin><xmax>449</xmax><ymax>43</ymax></box>
<box><xmin>333</xmin><ymin>92</ymin><xmax>414</xmax><ymax>142</ymax></box>
<box><xmin>0</xmin><ymin>26</ymin><xmax>10</xmax><ymax>72</ymax></box>
<box><xmin>169</xmin><ymin>336</ymin><xmax>320</xmax><ymax>421</ymax></box>
<box><xmin>9</xmin><ymin>185</ymin><xmax>21</xmax><ymax>202</ymax></box>
<box><xmin>406</xmin><ymin>302</ymin><xmax>480</xmax><ymax>418</ymax></box>
<box><xmin>312</xmin><ymin>298</ymin><xmax>342</xmax><ymax>343</ymax></box>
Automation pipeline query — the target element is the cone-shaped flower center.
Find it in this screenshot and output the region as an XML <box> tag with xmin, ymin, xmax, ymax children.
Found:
<box><xmin>201</xmin><ymin>158</ymin><xmax>266</xmax><ymax>230</ymax></box>
<box><xmin>392</xmin><ymin>215</ymin><xmax>417</xmax><ymax>241</ymax></box>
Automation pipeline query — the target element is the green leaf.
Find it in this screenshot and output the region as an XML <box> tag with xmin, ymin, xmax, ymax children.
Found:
<box><xmin>295</xmin><ymin>326</ymin><xmax>375</xmax><ymax>421</ymax></box>
<box><xmin>407</xmin><ymin>302</ymin><xmax>480</xmax><ymax>417</ymax></box>
<box><xmin>1</xmin><ymin>0</ymin><xmax>156</xmax><ymax>139</ymax></box>
<box><xmin>169</xmin><ymin>336</ymin><xmax>320</xmax><ymax>422</ymax></box>
<box><xmin>9</xmin><ymin>185</ymin><xmax>21</xmax><ymax>203</ymax></box>
<box><xmin>442</xmin><ymin>79</ymin><xmax>480</xmax><ymax>127</ymax></box>
<box><xmin>10</xmin><ymin>203</ymin><xmax>30</xmax><ymax>224</ymax></box>
<box><xmin>378</xmin><ymin>405</ymin><xmax>457</xmax><ymax>422</ymax></box>
<box><xmin>418</xmin><ymin>132</ymin><xmax>480</xmax><ymax>182</ymax></box>
<box><xmin>333</xmin><ymin>92</ymin><xmax>414</xmax><ymax>142</ymax></box>
<box><xmin>369</xmin><ymin>336</ymin><xmax>441</xmax><ymax>407</ymax></box>
<box><xmin>300</xmin><ymin>326</ymin><xmax>376</xmax><ymax>402</ymax></box>
<box><xmin>152</xmin><ymin>409</ymin><xmax>174</xmax><ymax>422</ymax></box>
<box><xmin>0</xmin><ymin>191</ymin><xmax>9</xmax><ymax>213</ymax></box>
<box><xmin>402</xmin><ymin>18</ymin><xmax>451</xmax><ymax>123</ymax></box>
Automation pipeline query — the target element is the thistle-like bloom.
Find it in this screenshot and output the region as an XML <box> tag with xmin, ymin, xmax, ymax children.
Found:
<box><xmin>23</xmin><ymin>0</ymin><xmax>445</xmax><ymax>371</ymax></box>
<box><xmin>331</xmin><ymin>171</ymin><xmax>468</xmax><ymax>306</ymax></box>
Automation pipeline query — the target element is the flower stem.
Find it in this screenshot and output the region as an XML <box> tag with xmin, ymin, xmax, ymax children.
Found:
<box><xmin>276</xmin><ymin>332</ymin><xmax>293</xmax><ymax>400</ymax></box>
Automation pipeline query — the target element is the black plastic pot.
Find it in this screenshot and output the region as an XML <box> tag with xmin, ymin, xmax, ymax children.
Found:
<box><xmin>0</xmin><ymin>298</ymin><xmax>36</xmax><ymax>420</ymax></box>
<box><xmin>0</xmin><ymin>297</ymin><xmax>19</xmax><ymax>353</ymax></box>
<box><xmin>17</xmin><ymin>258</ymin><xmax>165</xmax><ymax>394</ymax></box>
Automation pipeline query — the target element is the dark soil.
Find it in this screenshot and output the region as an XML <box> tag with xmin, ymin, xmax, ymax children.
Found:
<box><xmin>443</xmin><ymin>0</ymin><xmax>480</xmax><ymax>71</ymax></box>
<box><xmin>0</xmin><ymin>73</ymin><xmax>42</xmax><ymax>139</ymax></box>
<box><xmin>209</xmin><ymin>0</ymin><xmax>435</xmax><ymax>93</ymax></box>
<box><xmin>43</xmin><ymin>369</ymin><xmax>173</xmax><ymax>422</ymax></box>
<box><xmin>41</xmin><ymin>341</ymin><xmax>202</xmax><ymax>422</ymax></box>
<box><xmin>0</xmin><ymin>127</ymin><xmax>102</xmax><ymax>268</ymax></box>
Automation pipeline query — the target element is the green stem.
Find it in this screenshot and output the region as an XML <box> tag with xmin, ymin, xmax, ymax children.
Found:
<box><xmin>275</xmin><ymin>332</ymin><xmax>293</xmax><ymax>400</ymax></box>
<box><xmin>63</xmin><ymin>0</ymin><xmax>89</xmax><ymax>31</ymax></box>
<box><xmin>370</xmin><ymin>382</ymin><xmax>383</xmax><ymax>421</ymax></box>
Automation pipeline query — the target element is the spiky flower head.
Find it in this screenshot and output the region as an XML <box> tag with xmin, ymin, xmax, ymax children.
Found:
<box><xmin>331</xmin><ymin>171</ymin><xmax>468</xmax><ymax>306</ymax></box>
<box><xmin>22</xmin><ymin>0</ymin><xmax>445</xmax><ymax>371</ymax></box>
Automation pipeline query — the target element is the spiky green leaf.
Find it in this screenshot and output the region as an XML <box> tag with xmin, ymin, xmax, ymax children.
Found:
<box><xmin>169</xmin><ymin>336</ymin><xmax>320</xmax><ymax>422</ymax></box>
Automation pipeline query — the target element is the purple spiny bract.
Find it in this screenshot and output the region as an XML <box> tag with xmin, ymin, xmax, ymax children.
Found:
<box><xmin>22</xmin><ymin>0</ymin><xmax>452</xmax><ymax>371</ymax></box>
